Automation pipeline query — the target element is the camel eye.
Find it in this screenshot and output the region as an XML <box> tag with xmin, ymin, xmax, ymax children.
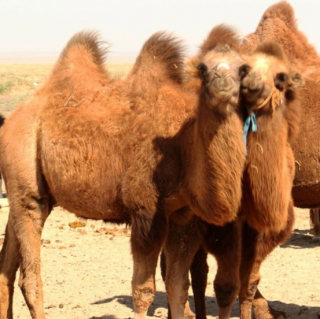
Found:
<box><xmin>275</xmin><ymin>72</ymin><xmax>289</xmax><ymax>91</ymax></box>
<box><xmin>276</xmin><ymin>72</ymin><xmax>288</xmax><ymax>83</ymax></box>
<box><xmin>198</xmin><ymin>63</ymin><xmax>208</xmax><ymax>81</ymax></box>
<box><xmin>239</xmin><ymin>64</ymin><xmax>251</xmax><ymax>79</ymax></box>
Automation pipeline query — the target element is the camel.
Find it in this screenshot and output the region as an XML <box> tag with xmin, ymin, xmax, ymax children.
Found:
<box><xmin>0</xmin><ymin>26</ymin><xmax>248</xmax><ymax>319</ymax></box>
<box><xmin>243</xmin><ymin>0</ymin><xmax>320</xmax><ymax>234</ymax></box>
<box><xmin>161</xmin><ymin>25</ymin><xmax>248</xmax><ymax>319</ymax></box>
<box><xmin>238</xmin><ymin>1</ymin><xmax>320</xmax><ymax>316</ymax></box>
<box><xmin>236</xmin><ymin>41</ymin><xmax>302</xmax><ymax>319</ymax></box>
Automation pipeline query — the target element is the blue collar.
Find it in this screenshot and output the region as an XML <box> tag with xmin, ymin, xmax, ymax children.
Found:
<box><xmin>243</xmin><ymin>112</ymin><xmax>257</xmax><ymax>156</ymax></box>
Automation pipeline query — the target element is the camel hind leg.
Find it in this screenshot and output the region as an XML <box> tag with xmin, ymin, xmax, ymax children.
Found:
<box><xmin>17</xmin><ymin>195</ymin><xmax>50</xmax><ymax>319</ymax></box>
<box><xmin>1</xmin><ymin>189</ymin><xmax>49</xmax><ymax>319</ymax></box>
<box><xmin>0</xmin><ymin>219</ymin><xmax>20</xmax><ymax>319</ymax></box>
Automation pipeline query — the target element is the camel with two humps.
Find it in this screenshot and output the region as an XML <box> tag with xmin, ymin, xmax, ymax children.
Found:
<box><xmin>0</xmin><ymin>27</ymin><xmax>249</xmax><ymax>319</ymax></box>
<box><xmin>243</xmin><ymin>1</ymin><xmax>320</xmax><ymax>238</ymax></box>
<box><xmin>161</xmin><ymin>25</ymin><xmax>248</xmax><ymax>319</ymax></box>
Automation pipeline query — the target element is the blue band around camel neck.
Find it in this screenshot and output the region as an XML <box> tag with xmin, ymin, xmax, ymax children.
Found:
<box><xmin>243</xmin><ymin>112</ymin><xmax>258</xmax><ymax>156</ymax></box>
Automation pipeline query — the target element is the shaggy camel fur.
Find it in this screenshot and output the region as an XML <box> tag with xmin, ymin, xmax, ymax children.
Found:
<box><xmin>161</xmin><ymin>25</ymin><xmax>246</xmax><ymax>319</ymax></box>
<box><xmin>0</xmin><ymin>27</ymin><xmax>247</xmax><ymax>319</ymax></box>
<box><xmin>238</xmin><ymin>42</ymin><xmax>301</xmax><ymax>319</ymax></box>
<box><xmin>179</xmin><ymin>42</ymin><xmax>302</xmax><ymax>319</ymax></box>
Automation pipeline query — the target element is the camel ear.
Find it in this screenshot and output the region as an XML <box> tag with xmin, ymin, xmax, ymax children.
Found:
<box><xmin>275</xmin><ymin>72</ymin><xmax>289</xmax><ymax>91</ymax></box>
<box><xmin>239</xmin><ymin>64</ymin><xmax>251</xmax><ymax>80</ymax></box>
<box><xmin>198</xmin><ymin>63</ymin><xmax>208</xmax><ymax>82</ymax></box>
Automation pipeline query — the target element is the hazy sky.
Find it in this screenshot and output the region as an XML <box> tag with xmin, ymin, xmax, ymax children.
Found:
<box><xmin>0</xmin><ymin>0</ymin><xmax>319</xmax><ymax>62</ymax></box>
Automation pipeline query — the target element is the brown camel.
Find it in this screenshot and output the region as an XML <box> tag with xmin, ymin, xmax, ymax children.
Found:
<box><xmin>237</xmin><ymin>41</ymin><xmax>301</xmax><ymax>319</ymax></box>
<box><xmin>0</xmin><ymin>27</ymin><xmax>247</xmax><ymax>319</ymax></box>
<box><xmin>243</xmin><ymin>1</ymin><xmax>320</xmax><ymax>213</ymax></box>
<box><xmin>239</xmin><ymin>1</ymin><xmax>320</xmax><ymax>316</ymax></box>
<box><xmin>162</xmin><ymin>25</ymin><xmax>247</xmax><ymax>319</ymax></box>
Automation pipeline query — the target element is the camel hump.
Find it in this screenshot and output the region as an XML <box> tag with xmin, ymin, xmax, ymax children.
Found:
<box><xmin>262</xmin><ymin>1</ymin><xmax>296</xmax><ymax>29</ymax></box>
<box><xmin>50</xmin><ymin>31</ymin><xmax>109</xmax><ymax>85</ymax></box>
<box><xmin>200</xmin><ymin>24</ymin><xmax>241</xmax><ymax>55</ymax></box>
<box><xmin>129</xmin><ymin>31</ymin><xmax>186</xmax><ymax>84</ymax></box>
<box><xmin>254</xmin><ymin>41</ymin><xmax>286</xmax><ymax>61</ymax></box>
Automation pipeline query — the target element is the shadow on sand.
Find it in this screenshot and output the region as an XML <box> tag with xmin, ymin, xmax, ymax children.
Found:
<box><xmin>281</xmin><ymin>228</ymin><xmax>320</xmax><ymax>249</ymax></box>
<box><xmin>92</xmin><ymin>292</ymin><xmax>320</xmax><ymax>319</ymax></box>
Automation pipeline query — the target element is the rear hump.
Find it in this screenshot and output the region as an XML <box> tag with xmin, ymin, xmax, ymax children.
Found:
<box><xmin>129</xmin><ymin>31</ymin><xmax>186</xmax><ymax>85</ymax></box>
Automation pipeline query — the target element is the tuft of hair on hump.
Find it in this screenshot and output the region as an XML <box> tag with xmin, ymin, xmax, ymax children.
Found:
<box><xmin>199</xmin><ymin>24</ymin><xmax>241</xmax><ymax>56</ymax></box>
<box><xmin>132</xmin><ymin>31</ymin><xmax>186</xmax><ymax>84</ymax></box>
<box><xmin>262</xmin><ymin>1</ymin><xmax>297</xmax><ymax>30</ymax></box>
<box><xmin>56</xmin><ymin>31</ymin><xmax>109</xmax><ymax>72</ymax></box>
<box><xmin>254</xmin><ymin>41</ymin><xmax>286</xmax><ymax>61</ymax></box>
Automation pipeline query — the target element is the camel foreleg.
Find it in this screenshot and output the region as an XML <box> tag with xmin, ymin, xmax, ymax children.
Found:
<box><xmin>163</xmin><ymin>214</ymin><xmax>204</xmax><ymax>319</ymax></box>
<box><xmin>240</xmin><ymin>202</ymin><xmax>294</xmax><ymax>319</ymax></box>
<box><xmin>131</xmin><ymin>207</ymin><xmax>167</xmax><ymax>319</ymax></box>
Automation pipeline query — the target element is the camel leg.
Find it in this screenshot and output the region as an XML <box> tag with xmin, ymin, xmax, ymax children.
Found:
<box><xmin>310</xmin><ymin>208</ymin><xmax>320</xmax><ymax>238</ymax></box>
<box><xmin>190</xmin><ymin>248</ymin><xmax>208</xmax><ymax>319</ymax></box>
<box><xmin>131</xmin><ymin>207</ymin><xmax>167</xmax><ymax>319</ymax></box>
<box><xmin>12</xmin><ymin>195</ymin><xmax>50</xmax><ymax>319</ymax></box>
<box><xmin>239</xmin><ymin>222</ymin><xmax>260</xmax><ymax>319</ymax></box>
<box><xmin>204</xmin><ymin>220</ymin><xmax>241</xmax><ymax>319</ymax></box>
<box><xmin>160</xmin><ymin>251</ymin><xmax>196</xmax><ymax>319</ymax></box>
<box><xmin>252</xmin><ymin>289</ymin><xmax>286</xmax><ymax>319</ymax></box>
<box><xmin>240</xmin><ymin>203</ymin><xmax>294</xmax><ymax>319</ymax></box>
<box><xmin>163</xmin><ymin>215</ymin><xmax>204</xmax><ymax>319</ymax></box>
<box><xmin>0</xmin><ymin>219</ymin><xmax>20</xmax><ymax>319</ymax></box>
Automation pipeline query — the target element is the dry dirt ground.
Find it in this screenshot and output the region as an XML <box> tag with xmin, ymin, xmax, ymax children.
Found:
<box><xmin>0</xmin><ymin>201</ymin><xmax>319</xmax><ymax>319</ymax></box>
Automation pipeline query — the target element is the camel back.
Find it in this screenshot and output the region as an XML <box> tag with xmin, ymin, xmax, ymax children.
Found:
<box><xmin>242</xmin><ymin>1</ymin><xmax>320</xmax><ymax>208</ymax></box>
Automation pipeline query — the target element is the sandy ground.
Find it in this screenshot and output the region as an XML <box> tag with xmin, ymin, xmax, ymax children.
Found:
<box><xmin>0</xmin><ymin>202</ymin><xmax>319</xmax><ymax>319</ymax></box>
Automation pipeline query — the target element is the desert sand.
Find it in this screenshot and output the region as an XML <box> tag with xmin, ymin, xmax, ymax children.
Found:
<box><xmin>0</xmin><ymin>201</ymin><xmax>319</xmax><ymax>319</ymax></box>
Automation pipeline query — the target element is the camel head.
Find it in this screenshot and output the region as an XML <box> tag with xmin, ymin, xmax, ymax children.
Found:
<box><xmin>197</xmin><ymin>45</ymin><xmax>245</xmax><ymax>109</ymax></box>
<box><xmin>239</xmin><ymin>41</ymin><xmax>291</xmax><ymax>112</ymax></box>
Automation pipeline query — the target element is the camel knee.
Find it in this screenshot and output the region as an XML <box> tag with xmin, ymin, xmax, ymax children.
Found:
<box><xmin>22</xmin><ymin>195</ymin><xmax>49</xmax><ymax>227</ymax></box>
<box><xmin>214</xmin><ymin>281</ymin><xmax>239</xmax><ymax>308</ymax></box>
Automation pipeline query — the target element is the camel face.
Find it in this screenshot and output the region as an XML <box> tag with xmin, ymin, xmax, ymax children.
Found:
<box><xmin>240</xmin><ymin>54</ymin><xmax>289</xmax><ymax>109</ymax></box>
<box><xmin>198</xmin><ymin>50</ymin><xmax>244</xmax><ymax>108</ymax></box>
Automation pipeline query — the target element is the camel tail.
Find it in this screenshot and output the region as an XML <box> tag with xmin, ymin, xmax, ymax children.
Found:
<box><xmin>48</xmin><ymin>31</ymin><xmax>110</xmax><ymax>88</ymax></box>
<box><xmin>129</xmin><ymin>31</ymin><xmax>186</xmax><ymax>85</ymax></box>
<box><xmin>200</xmin><ymin>24</ymin><xmax>241</xmax><ymax>55</ymax></box>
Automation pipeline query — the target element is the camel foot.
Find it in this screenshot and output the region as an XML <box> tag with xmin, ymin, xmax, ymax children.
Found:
<box><xmin>184</xmin><ymin>300</ymin><xmax>195</xmax><ymax>319</ymax></box>
<box><xmin>254</xmin><ymin>300</ymin><xmax>286</xmax><ymax>319</ymax></box>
